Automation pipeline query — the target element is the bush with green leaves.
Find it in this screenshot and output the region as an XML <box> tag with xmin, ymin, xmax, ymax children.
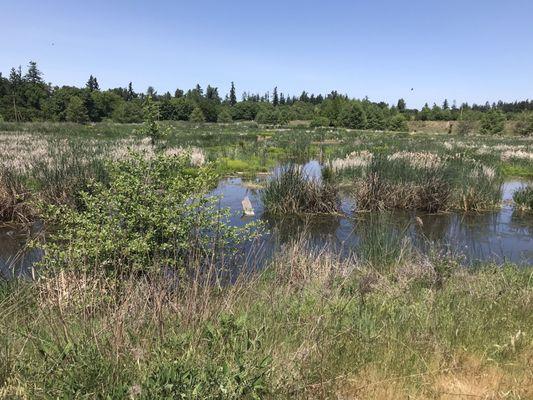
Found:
<box><xmin>65</xmin><ymin>96</ymin><xmax>89</xmax><ymax>123</ymax></box>
<box><xmin>189</xmin><ymin>106</ymin><xmax>206</xmax><ymax>123</ymax></box>
<box><xmin>217</xmin><ymin>108</ymin><xmax>233</xmax><ymax>123</ymax></box>
<box><xmin>141</xmin><ymin>95</ymin><xmax>167</xmax><ymax>145</ymax></box>
<box><xmin>480</xmin><ymin>109</ymin><xmax>506</xmax><ymax>134</ymax></box>
<box><xmin>514</xmin><ymin>111</ymin><xmax>533</xmax><ymax>136</ymax></box>
<box><xmin>310</xmin><ymin>115</ymin><xmax>330</xmax><ymax>127</ymax></box>
<box><xmin>388</xmin><ymin>113</ymin><xmax>408</xmax><ymax>131</ymax></box>
<box><xmin>337</xmin><ymin>103</ymin><xmax>366</xmax><ymax>129</ymax></box>
<box><xmin>41</xmin><ymin>153</ymin><xmax>256</xmax><ymax>276</ymax></box>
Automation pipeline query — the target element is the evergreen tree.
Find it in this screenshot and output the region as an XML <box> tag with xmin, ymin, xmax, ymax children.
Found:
<box><xmin>86</xmin><ymin>75</ymin><xmax>100</xmax><ymax>91</ymax></box>
<box><xmin>273</xmin><ymin>86</ymin><xmax>279</xmax><ymax>107</ymax></box>
<box><xmin>174</xmin><ymin>88</ymin><xmax>184</xmax><ymax>98</ymax></box>
<box><xmin>229</xmin><ymin>82</ymin><xmax>237</xmax><ymax>106</ymax></box>
<box><xmin>189</xmin><ymin>106</ymin><xmax>205</xmax><ymax>123</ymax></box>
<box><xmin>442</xmin><ymin>99</ymin><xmax>449</xmax><ymax>110</ymax></box>
<box><xmin>127</xmin><ymin>82</ymin><xmax>136</xmax><ymax>100</ymax></box>
<box><xmin>279</xmin><ymin>93</ymin><xmax>285</xmax><ymax>105</ymax></box>
<box><xmin>25</xmin><ymin>61</ymin><xmax>43</xmax><ymax>83</ymax></box>
<box><xmin>397</xmin><ymin>98</ymin><xmax>406</xmax><ymax>112</ymax></box>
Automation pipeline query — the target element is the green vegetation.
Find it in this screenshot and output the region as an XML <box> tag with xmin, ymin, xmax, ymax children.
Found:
<box><xmin>513</xmin><ymin>185</ymin><xmax>533</xmax><ymax>210</ymax></box>
<box><xmin>1</xmin><ymin>240</ymin><xmax>531</xmax><ymax>398</ymax></box>
<box><xmin>0</xmin><ymin>127</ymin><xmax>532</xmax><ymax>398</ymax></box>
<box><xmin>261</xmin><ymin>165</ymin><xmax>340</xmax><ymax>215</ymax></box>
<box><xmin>349</xmin><ymin>154</ymin><xmax>502</xmax><ymax>212</ymax></box>
<box><xmin>2</xmin><ymin>62</ymin><xmax>532</xmax><ymax>134</ymax></box>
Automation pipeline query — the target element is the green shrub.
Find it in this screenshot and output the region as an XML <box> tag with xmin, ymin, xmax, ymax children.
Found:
<box><xmin>41</xmin><ymin>153</ymin><xmax>255</xmax><ymax>276</ymax></box>
<box><xmin>513</xmin><ymin>112</ymin><xmax>533</xmax><ymax>136</ymax></box>
<box><xmin>337</xmin><ymin>103</ymin><xmax>366</xmax><ymax>129</ymax></box>
<box><xmin>217</xmin><ymin>108</ymin><xmax>233</xmax><ymax>123</ymax></box>
<box><xmin>189</xmin><ymin>107</ymin><xmax>206</xmax><ymax>123</ymax></box>
<box><xmin>388</xmin><ymin>114</ymin><xmax>408</xmax><ymax>132</ymax></box>
<box><xmin>310</xmin><ymin>115</ymin><xmax>330</xmax><ymax>127</ymax></box>
<box><xmin>480</xmin><ymin>109</ymin><xmax>505</xmax><ymax>134</ymax></box>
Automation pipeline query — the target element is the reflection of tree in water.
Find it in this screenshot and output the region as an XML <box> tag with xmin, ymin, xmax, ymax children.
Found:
<box><xmin>509</xmin><ymin>210</ymin><xmax>533</xmax><ymax>236</ymax></box>
<box><xmin>262</xmin><ymin>214</ymin><xmax>341</xmax><ymax>248</ymax></box>
<box><xmin>0</xmin><ymin>230</ymin><xmax>43</xmax><ymax>279</ymax></box>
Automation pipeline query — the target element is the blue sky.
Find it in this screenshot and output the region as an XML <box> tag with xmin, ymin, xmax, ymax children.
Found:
<box><xmin>1</xmin><ymin>0</ymin><xmax>532</xmax><ymax>108</ymax></box>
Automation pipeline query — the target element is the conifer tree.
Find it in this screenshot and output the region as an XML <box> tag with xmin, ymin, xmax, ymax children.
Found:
<box><xmin>273</xmin><ymin>87</ymin><xmax>279</xmax><ymax>106</ymax></box>
<box><xmin>229</xmin><ymin>82</ymin><xmax>237</xmax><ymax>106</ymax></box>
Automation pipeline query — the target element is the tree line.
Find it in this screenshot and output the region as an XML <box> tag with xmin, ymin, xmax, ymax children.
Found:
<box><xmin>0</xmin><ymin>61</ymin><xmax>532</xmax><ymax>134</ymax></box>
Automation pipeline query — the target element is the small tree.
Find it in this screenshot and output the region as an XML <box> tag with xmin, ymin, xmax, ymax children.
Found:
<box><xmin>480</xmin><ymin>109</ymin><xmax>505</xmax><ymax>134</ymax></box>
<box><xmin>229</xmin><ymin>82</ymin><xmax>237</xmax><ymax>106</ymax></box>
<box><xmin>388</xmin><ymin>114</ymin><xmax>408</xmax><ymax>131</ymax></box>
<box><xmin>217</xmin><ymin>108</ymin><xmax>233</xmax><ymax>123</ymax></box>
<box><xmin>514</xmin><ymin>112</ymin><xmax>533</xmax><ymax>136</ymax></box>
<box><xmin>142</xmin><ymin>96</ymin><xmax>166</xmax><ymax>146</ymax></box>
<box><xmin>397</xmin><ymin>98</ymin><xmax>406</xmax><ymax>112</ymax></box>
<box><xmin>66</xmin><ymin>96</ymin><xmax>89</xmax><ymax>123</ymax></box>
<box><xmin>189</xmin><ymin>107</ymin><xmax>206</xmax><ymax>123</ymax></box>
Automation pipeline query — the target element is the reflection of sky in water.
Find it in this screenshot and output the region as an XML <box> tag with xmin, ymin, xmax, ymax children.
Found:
<box><xmin>1</xmin><ymin>168</ymin><xmax>532</xmax><ymax>277</ymax></box>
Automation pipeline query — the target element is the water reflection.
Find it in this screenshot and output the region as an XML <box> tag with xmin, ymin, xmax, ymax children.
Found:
<box><xmin>1</xmin><ymin>173</ymin><xmax>532</xmax><ymax>278</ymax></box>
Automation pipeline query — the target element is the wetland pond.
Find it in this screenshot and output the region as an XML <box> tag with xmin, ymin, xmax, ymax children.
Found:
<box><xmin>1</xmin><ymin>161</ymin><xmax>532</xmax><ymax>278</ymax></box>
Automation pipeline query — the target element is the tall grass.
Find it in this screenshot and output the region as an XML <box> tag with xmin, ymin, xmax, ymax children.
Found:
<box><xmin>262</xmin><ymin>165</ymin><xmax>340</xmax><ymax>215</ymax></box>
<box><xmin>351</xmin><ymin>154</ymin><xmax>502</xmax><ymax>212</ymax></box>
<box><xmin>513</xmin><ymin>185</ymin><xmax>533</xmax><ymax>210</ymax></box>
<box><xmin>1</xmin><ymin>240</ymin><xmax>531</xmax><ymax>398</ymax></box>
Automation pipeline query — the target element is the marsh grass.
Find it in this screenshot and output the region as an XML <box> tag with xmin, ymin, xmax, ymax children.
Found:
<box><xmin>513</xmin><ymin>185</ymin><xmax>533</xmax><ymax>210</ymax></box>
<box><xmin>351</xmin><ymin>155</ymin><xmax>502</xmax><ymax>212</ymax></box>
<box><xmin>1</xmin><ymin>239</ymin><xmax>531</xmax><ymax>399</ymax></box>
<box><xmin>262</xmin><ymin>164</ymin><xmax>340</xmax><ymax>215</ymax></box>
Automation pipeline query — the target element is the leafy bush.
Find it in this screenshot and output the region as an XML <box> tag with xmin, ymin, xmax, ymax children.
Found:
<box><xmin>337</xmin><ymin>103</ymin><xmax>366</xmax><ymax>129</ymax></box>
<box><xmin>514</xmin><ymin>112</ymin><xmax>533</xmax><ymax>136</ymax></box>
<box><xmin>217</xmin><ymin>108</ymin><xmax>233</xmax><ymax>123</ymax></box>
<box><xmin>388</xmin><ymin>114</ymin><xmax>408</xmax><ymax>131</ymax></box>
<box><xmin>310</xmin><ymin>115</ymin><xmax>330</xmax><ymax>127</ymax></box>
<box><xmin>41</xmin><ymin>153</ymin><xmax>255</xmax><ymax>276</ymax></box>
<box><xmin>189</xmin><ymin>107</ymin><xmax>206</xmax><ymax>123</ymax></box>
<box><xmin>480</xmin><ymin>109</ymin><xmax>506</xmax><ymax>134</ymax></box>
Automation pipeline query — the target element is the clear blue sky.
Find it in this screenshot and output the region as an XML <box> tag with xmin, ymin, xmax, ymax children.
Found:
<box><xmin>1</xmin><ymin>0</ymin><xmax>532</xmax><ymax>108</ymax></box>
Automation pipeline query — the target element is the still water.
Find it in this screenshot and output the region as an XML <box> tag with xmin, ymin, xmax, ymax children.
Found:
<box><xmin>1</xmin><ymin>162</ymin><xmax>532</xmax><ymax>278</ymax></box>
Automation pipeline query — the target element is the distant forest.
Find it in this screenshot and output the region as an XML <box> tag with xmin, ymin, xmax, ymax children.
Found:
<box><xmin>1</xmin><ymin>61</ymin><xmax>532</xmax><ymax>134</ymax></box>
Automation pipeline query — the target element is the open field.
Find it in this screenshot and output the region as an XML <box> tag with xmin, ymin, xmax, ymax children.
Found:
<box><xmin>0</xmin><ymin>121</ymin><xmax>532</xmax><ymax>399</ymax></box>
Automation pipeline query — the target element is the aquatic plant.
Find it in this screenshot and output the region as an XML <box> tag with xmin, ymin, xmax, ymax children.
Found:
<box><xmin>261</xmin><ymin>165</ymin><xmax>340</xmax><ymax>215</ymax></box>
<box><xmin>513</xmin><ymin>185</ymin><xmax>533</xmax><ymax>210</ymax></box>
<box><xmin>352</xmin><ymin>155</ymin><xmax>501</xmax><ymax>212</ymax></box>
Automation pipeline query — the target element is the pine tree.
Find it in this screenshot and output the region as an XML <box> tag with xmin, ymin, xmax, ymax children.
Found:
<box><xmin>174</xmin><ymin>88</ymin><xmax>184</xmax><ymax>98</ymax></box>
<box><xmin>443</xmin><ymin>99</ymin><xmax>449</xmax><ymax>110</ymax></box>
<box><xmin>127</xmin><ymin>82</ymin><xmax>136</xmax><ymax>100</ymax></box>
<box><xmin>229</xmin><ymin>82</ymin><xmax>237</xmax><ymax>106</ymax></box>
<box><xmin>279</xmin><ymin>93</ymin><xmax>285</xmax><ymax>105</ymax></box>
<box><xmin>397</xmin><ymin>98</ymin><xmax>406</xmax><ymax>112</ymax></box>
<box><xmin>86</xmin><ymin>75</ymin><xmax>100</xmax><ymax>91</ymax></box>
<box><xmin>273</xmin><ymin>87</ymin><xmax>279</xmax><ymax>107</ymax></box>
<box><xmin>25</xmin><ymin>61</ymin><xmax>43</xmax><ymax>83</ymax></box>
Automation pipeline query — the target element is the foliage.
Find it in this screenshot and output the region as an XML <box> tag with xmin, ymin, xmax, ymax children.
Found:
<box><xmin>217</xmin><ymin>107</ymin><xmax>233</xmax><ymax>123</ymax></box>
<box><xmin>189</xmin><ymin>106</ymin><xmax>206</xmax><ymax>123</ymax></box>
<box><xmin>514</xmin><ymin>111</ymin><xmax>533</xmax><ymax>136</ymax></box>
<box><xmin>513</xmin><ymin>185</ymin><xmax>533</xmax><ymax>210</ymax></box>
<box><xmin>141</xmin><ymin>96</ymin><xmax>167</xmax><ymax>145</ymax></box>
<box><xmin>40</xmin><ymin>153</ymin><xmax>255</xmax><ymax>276</ymax></box>
<box><xmin>480</xmin><ymin>109</ymin><xmax>506</xmax><ymax>134</ymax></box>
<box><xmin>65</xmin><ymin>96</ymin><xmax>89</xmax><ymax>123</ymax></box>
<box><xmin>388</xmin><ymin>113</ymin><xmax>408</xmax><ymax>131</ymax></box>
<box><xmin>262</xmin><ymin>165</ymin><xmax>340</xmax><ymax>214</ymax></box>
<box><xmin>337</xmin><ymin>102</ymin><xmax>366</xmax><ymax>129</ymax></box>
